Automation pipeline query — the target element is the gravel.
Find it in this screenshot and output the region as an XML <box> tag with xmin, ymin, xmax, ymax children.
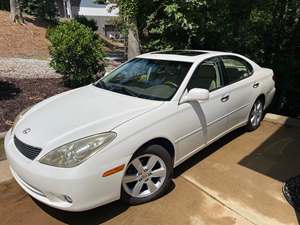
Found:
<box><xmin>0</xmin><ymin>56</ymin><xmax>124</xmax><ymax>79</ymax></box>
<box><xmin>0</xmin><ymin>57</ymin><xmax>62</xmax><ymax>79</ymax></box>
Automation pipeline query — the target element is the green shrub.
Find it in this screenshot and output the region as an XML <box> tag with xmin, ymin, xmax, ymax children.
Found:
<box><xmin>75</xmin><ymin>16</ymin><xmax>98</xmax><ymax>32</ymax></box>
<box><xmin>47</xmin><ymin>20</ymin><xmax>105</xmax><ymax>88</ymax></box>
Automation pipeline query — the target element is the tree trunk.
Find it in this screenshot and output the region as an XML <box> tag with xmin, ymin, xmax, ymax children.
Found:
<box><xmin>127</xmin><ymin>23</ymin><xmax>141</xmax><ymax>59</ymax></box>
<box><xmin>10</xmin><ymin>0</ymin><xmax>24</xmax><ymax>23</ymax></box>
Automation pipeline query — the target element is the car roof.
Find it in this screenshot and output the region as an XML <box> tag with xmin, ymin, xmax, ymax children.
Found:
<box><xmin>136</xmin><ymin>50</ymin><xmax>261</xmax><ymax>70</ymax></box>
<box><xmin>137</xmin><ymin>50</ymin><xmax>240</xmax><ymax>63</ymax></box>
<box><xmin>137</xmin><ymin>50</ymin><xmax>256</xmax><ymax>63</ymax></box>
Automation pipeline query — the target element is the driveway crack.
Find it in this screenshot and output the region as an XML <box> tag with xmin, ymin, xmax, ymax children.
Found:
<box><xmin>180</xmin><ymin>175</ymin><xmax>257</xmax><ymax>225</ymax></box>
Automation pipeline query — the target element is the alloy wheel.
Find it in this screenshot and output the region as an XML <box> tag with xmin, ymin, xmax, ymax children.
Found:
<box><xmin>250</xmin><ymin>100</ymin><xmax>263</xmax><ymax>127</ymax></box>
<box><xmin>122</xmin><ymin>154</ymin><xmax>167</xmax><ymax>198</ymax></box>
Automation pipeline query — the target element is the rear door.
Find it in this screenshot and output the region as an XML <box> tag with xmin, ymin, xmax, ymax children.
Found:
<box><xmin>219</xmin><ymin>55</ymin><xmax>255</xmax><ymax>130</ymax></box>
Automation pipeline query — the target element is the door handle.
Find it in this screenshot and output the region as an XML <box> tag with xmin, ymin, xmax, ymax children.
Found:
<box><xmin>253</xmin><ymin>82</ymin><xmax>260</xmax><ymax>88</ymax></box>
<box><xmin>221</xmin><ymin>95</ymin><xmax>230</xmax><ymax>102</ymax></box>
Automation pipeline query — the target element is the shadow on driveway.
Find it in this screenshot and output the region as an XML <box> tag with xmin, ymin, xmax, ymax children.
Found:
<box><xmin>33</xmin><ymin>182</ymin><xmax>176</xmax><ymax>225</ymax></box>
<box><xmin>239</xmin><ymin>118</ymin><xmax>300</xmax><ymax>182</ymax></box>
<box><xmin>238</xmin><ymin>118</ymin><xmax>300</xmax><ymax>223</ymax></box>
<box><xmin>34</xmin><ymin>199</ymin><xmax>129</xmax><ymax>225</ymax></box>
<box><xmin>174</xmin><ymin>127</ymin><xmax>246</xmax><ymax>178</ymax></box>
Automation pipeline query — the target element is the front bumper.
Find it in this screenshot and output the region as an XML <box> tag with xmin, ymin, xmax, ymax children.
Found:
<box><xmin>4</xmin><ymin>131</ymin><xmax>131</xmax><ymax>211</ymax></box>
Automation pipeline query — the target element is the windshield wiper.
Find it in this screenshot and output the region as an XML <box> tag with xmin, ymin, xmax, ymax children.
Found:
<box><xmin>109</xmin><ymin>84</ymin><xmax>139</xmax><ymax>97</ymax></box>
<box><xmin>94</xmin><ymin>82</ymin><xmax>139</xmax><ymax>97</ymax></box>
<box><xmin>94</xmin><ymin>80</ymin><xmax>107</xmax><ymax>90</ymax></box>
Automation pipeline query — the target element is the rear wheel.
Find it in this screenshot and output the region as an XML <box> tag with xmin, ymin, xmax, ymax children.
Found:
<box><xmin>121</xmin><ymin>145</ymin><xmax>173</xmax><ymax>204</ymax></box>
<box><xmin>246</xmin><ymin>98</ymin><xmax>264</xmax><ymax>131</ymax></box>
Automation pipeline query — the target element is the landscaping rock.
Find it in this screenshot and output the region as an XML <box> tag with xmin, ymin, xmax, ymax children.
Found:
<box><xmin>0</xmin><ymin>57</ymin><xmax>62</xmax><ymax>79</ymax></box>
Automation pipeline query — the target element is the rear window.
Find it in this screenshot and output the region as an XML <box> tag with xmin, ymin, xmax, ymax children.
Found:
<box><xmin>221</xmin><ymin>56</ymin><xmax>253</xmax><ymax>85</ymax></box>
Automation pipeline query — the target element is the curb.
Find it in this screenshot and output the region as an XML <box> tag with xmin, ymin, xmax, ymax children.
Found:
<box><xmin>264</xmin><ymin>113</ymin><xmax>300</xmax><ymax>128</ymax></box>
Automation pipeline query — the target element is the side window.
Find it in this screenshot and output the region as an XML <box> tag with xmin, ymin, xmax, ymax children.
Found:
<box><xmin>187</xmin><ymin>58</ymin><xmax>223</xmax><ymax>91</ymax></box>
<box><xmin>221</xmin><ymin>56</ymin><xmax>253</xmax><ymax>85</ymax></box>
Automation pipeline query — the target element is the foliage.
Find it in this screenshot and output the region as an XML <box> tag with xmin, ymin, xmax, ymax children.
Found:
<box><xmin>143</xmin><ymin>0</ymin><xmax>203</xmax><ymax>51</ymax></box>
<box><xmin>47</xmin><ymin>20</ymin><xmax>105</xmax><ymax>88</ymax></box>
<box><xmin>119</xmin><ymin>0</ymin><xmax>300</xmax><ymax>118</ymax></box>
<box><xmin>118</xmin><ymin>0</ymin><xmax>139</xmax><ymax>24</ymax></box>
<box><xmin>21</xmin><ymin>0</ymin><xmax>58</xmax><ymax>21</ymax></box>
<box><xmin>109</xmin><ymin>16</ymin><xmax>128</xmax><ymax>37</ymax></box>
<box><xmin>0</xmin><ymin>0</ymin><xmax>10</xmax><ymax>11</ymax></box>
<box><xmin>75</xmin><ymin>15</ymin><xmax>98</xmax><ymax>32</ymax></box>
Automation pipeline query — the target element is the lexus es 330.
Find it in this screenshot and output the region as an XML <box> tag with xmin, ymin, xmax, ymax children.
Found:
<box><xmin>4</xmin><ymin>50</ymin><xmax>275</xmax><ymax>211</ymax></box>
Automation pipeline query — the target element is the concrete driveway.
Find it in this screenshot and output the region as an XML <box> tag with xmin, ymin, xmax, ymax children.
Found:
<box><xmin>1</xmin><ymin>118</ymin><xmax>300</xmax><ymax>225</ymax></box>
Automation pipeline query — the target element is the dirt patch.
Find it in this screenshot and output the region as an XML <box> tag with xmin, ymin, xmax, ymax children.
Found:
<box><xmin>0</xmin><ymin>10</ymin><xmax>49</xmax><ymax>59</ymax></box>
<box><xmin>0</xmin><ymin>77</ymin><xmax>70</xmax><ymax>132</ymax></box>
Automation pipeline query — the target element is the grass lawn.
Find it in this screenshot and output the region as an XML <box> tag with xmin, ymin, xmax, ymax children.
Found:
<box><xmin>0</xmin><ymin>137</ymin><xmax>5</xmax><ymax>161</ymax></box>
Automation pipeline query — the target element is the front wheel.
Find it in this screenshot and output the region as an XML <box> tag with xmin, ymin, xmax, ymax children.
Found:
<box><xmin>246</xmin><ymin>98</ymin><xmax>264</xmax><ymax>131</ymax></box>
<box><xmin>121</xmin><ymin>145</ymin><xmax>173</xmax><ymax>205</ymax></box>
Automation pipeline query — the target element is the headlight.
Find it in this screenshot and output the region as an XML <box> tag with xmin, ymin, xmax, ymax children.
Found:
<box><xmin>39</xmin><ymin>132</ymin><xmax>117</xmax><ymax>168</ymax></box>
<box><xmin>11</xmin><ymin>107</ymin><xmax>31</xmax><ymax>132</ymax></box>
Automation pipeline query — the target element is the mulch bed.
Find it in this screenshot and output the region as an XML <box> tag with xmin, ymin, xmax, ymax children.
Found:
<box><xmin>0</xmin><ymin>77</ymin><xmax>70</xmax><ymax>132</ymax></box>
<box><xmin>0</xmin><ymin>10</ymin><xmax>49</xmax><ymax>59</ymax></box>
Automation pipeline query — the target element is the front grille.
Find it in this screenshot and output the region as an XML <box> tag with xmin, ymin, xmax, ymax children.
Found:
<box><xmin>14</xmin><ymin>135</ymin><xmax>42</xmax><ymax>160</ymax></box>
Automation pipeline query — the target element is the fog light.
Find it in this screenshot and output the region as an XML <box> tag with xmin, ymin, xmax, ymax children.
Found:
<box><xmin>64</xmin><ymin>195</ymin><xmax>73</xmax><ymax>203</ymax></box>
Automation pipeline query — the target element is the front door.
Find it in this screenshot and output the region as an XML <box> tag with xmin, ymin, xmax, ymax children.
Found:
<box><xmin>176</xmin><ymin>57</ymin><xmax>232</xmax><ymax>161</ymax></box>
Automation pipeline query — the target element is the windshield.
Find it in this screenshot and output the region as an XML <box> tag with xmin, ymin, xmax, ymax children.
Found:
<box><xmin>95</xmin><ymin>58</ymin><xmax>192</xmax><ymax>101</ymax></box>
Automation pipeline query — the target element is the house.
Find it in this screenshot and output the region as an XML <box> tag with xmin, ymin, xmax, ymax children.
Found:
<box><xmin>56</xmin><ymin>0</ymin><xmax>119</xmax><ymax>37</ymax></box>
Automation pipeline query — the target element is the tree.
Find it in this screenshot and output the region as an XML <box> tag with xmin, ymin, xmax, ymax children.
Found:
<box><xmin>21</xmin><ymin>0</ymin><xmax>58</xmax><ymax>21</ymax></box>
<box><xmin>118</xmin><ymin>0</ymin><xmax>141</xmax><ymax>58</ymax></box>
<box><xmin>75</xmin><ymin>15</ymin><xmax>98</xmax><ymax>31</ymax></box>
<box><xmin>118</xmin><ymin>0</ymin><xmax>300</xmax><ymax>117</ymax></box>
<box><xmin>10</xmin><ymin>0</ymin><xmax>24</xmax><ymax>23</ymax></box>
<box><xmin>0</xmin><ymin>0</ymin><xmax>10</xmax><ymax>10</ymax></box>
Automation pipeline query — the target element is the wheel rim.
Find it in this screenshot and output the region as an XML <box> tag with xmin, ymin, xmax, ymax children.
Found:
<box><xmin>250</xmin><ymin>101</ymin><xmax>263</xmax><ymax>127</ymax></box>
<box><xmin>122</xmin><ymin>154</ymin><xmax>167</xmax><ymax>198</ymax></box>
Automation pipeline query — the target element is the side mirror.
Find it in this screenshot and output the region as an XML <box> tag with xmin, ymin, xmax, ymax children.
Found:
<box><xmin>180</xmin><ymin>88</ymin><xmax>209</xmax><ymax>104</ymax></box>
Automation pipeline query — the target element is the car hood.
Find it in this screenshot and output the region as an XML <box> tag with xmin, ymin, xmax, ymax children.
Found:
<box><xmin>14</xmin><ymin>85</ymin><xmax>163</xmax><ymax>150</ymax></box>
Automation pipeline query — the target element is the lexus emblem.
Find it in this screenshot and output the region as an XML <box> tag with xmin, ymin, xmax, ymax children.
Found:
<box><xmin>23</xmin><ymin>128</ymin><xmax>31</xmax><ymax>134</ymax></box>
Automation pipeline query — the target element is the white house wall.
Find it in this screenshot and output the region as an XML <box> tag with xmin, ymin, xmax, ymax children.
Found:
<box><xmin>78</xmin><ymin>0</ymin><xmax>118</xmax><ymax>17</ymax></box>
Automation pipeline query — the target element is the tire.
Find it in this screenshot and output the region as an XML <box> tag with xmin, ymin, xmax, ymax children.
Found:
<box><xmin>246</xmin><ymin>98</ymin><xmax>264</xmax><ymax>131</ymax></box>
<box><xmin>121</xmin><ymin>144</ymin><xmax>173</xmax><ymax>205</ymax></box>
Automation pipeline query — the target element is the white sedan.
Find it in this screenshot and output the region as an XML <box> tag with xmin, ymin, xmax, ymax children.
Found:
<box><xmin>4</xmin><ymin>50</ymin><xmax>275</xmax><ymax>211</ymax></box>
